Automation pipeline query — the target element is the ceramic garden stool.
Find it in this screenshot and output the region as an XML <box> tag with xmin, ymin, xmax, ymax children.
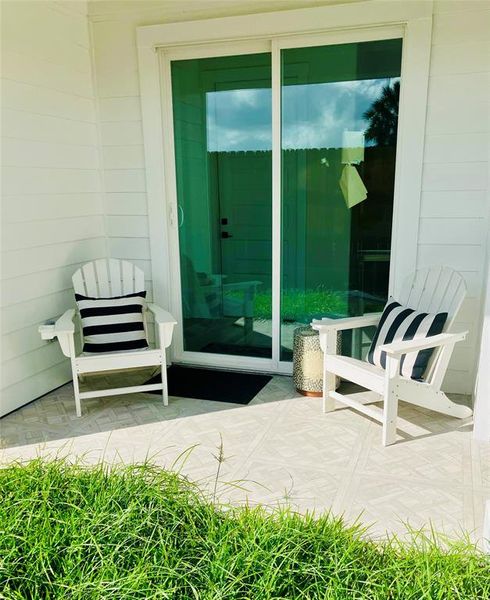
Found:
<box><xmin>293</xmin><ymin>326</ymin><xmax>340</xmax><ymax>396</ymax></box>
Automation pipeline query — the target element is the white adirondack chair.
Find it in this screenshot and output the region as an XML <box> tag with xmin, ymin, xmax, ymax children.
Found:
<box><xmin>39</xmin><ymin>259</ymin><xmax>176</xmax><ymax>417</ymax></box>
<box><xmin>312</xmin><ymin>267</ymin><xmax>473</xmax><ymax>446</ymax></box>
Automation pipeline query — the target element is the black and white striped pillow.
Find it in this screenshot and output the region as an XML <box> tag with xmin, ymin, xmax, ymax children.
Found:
<box><xmin>75</xmin><ymin>291</ymin><xmax>148</xmax><ymax>354</ymax></box>
<box><xmin>366</xmin><ymin>298</ymin><xmax>447</xmax><ymax>380</ymax></box>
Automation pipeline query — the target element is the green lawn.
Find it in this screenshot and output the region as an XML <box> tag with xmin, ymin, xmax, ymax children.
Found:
<box><xmin>1</xmin><ymin>459</ymin><xmax>488</xmax><ymax>599</ymax></box>
<box><xmin>225</xmin><ymin>287</ymin><xmax>349</xmax><ymax>322</ymax></box>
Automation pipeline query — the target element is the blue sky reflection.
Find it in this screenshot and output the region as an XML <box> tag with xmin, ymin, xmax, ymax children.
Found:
<box><xmin>206</xmin><ymin>77</ymin><xmax>399</xmax><ymax>152</ymax></box>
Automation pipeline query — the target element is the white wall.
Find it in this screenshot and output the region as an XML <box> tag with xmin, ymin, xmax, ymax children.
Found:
<box><xmin>1</xmin><ymin>1</ymin><xmax>106</xmax><ymax>416</ymax></box>
<box><xmin>418</xmin><ymin>1</ymin><xmax>490</xmax><ymax>393</ymax></box>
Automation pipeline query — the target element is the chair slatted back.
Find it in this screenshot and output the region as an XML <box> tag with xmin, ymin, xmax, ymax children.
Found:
<box><xmin>72</xmin><ymin>259</ymin><xmax>145</xmax><ymax>298</ymax></box>
<box><xmin>399</xmin><ymin>266</ymin><xmax>466</xmax><ymax>329</ymax></box>
<box><xmin>72</xmin><ymin>260</ymin><xmax>148</xmax><ymax>347</ymax></box>
<box><xmin>398</xmin><ymin>266</ymin><xmax>466</xmax><ymax>381</ymax></box>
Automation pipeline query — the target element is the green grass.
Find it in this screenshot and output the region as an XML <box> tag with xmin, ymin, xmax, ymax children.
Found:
<box><xmin>1</xmin><ymin>459</ymin><xmax>488</xmax><ymax>599</ymax></box>
<box><xmin>225</xmin><ymin>287</ymin><xmax>349</xmax><ymax>322</ymax></box>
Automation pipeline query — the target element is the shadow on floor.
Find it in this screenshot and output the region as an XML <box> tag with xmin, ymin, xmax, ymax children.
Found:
<box><xmin>0</xmin><ymin>369</ymin><xmax>293</xmax><ymax>449</ymax></box>
<box><xmin>0</xmin><ymin>368</ymin><xmax>473</xmax><ymax>450</ymax></box>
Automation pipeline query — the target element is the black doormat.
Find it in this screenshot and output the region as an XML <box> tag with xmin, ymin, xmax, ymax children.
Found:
<box><xmin>146</xmin><ymin>365</ymin><xmax>272</xmax><ymax>405</ymax></box>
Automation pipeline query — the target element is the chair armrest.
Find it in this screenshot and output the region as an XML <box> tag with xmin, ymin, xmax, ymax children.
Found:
<box><xmin>379</xmin><ymin>331</ymin><xmax>467</xmax><ymax>358</ymax></box>
<box><xmin>147</xmin><ymin>303</ymin><xmax>177</xmax><ymax>349</ymax></box>
<box><xmin>312</xmin><ymin>313</ymin><xmax>382</xmax><ymax>332</ymax></box>
<box><xmin>39</xmin><ymin>310</ymin><xmax>75</xmax><ymax>357</ymax></box>
<box><xmin>55</xmin><ymin>309</ymin><xmax>76</xmax><ymax>335</ymax></box>
<box><xmin>147</xmin><ymin>303</ymin><xmax>177</xmax><ymax>325</ymax></box>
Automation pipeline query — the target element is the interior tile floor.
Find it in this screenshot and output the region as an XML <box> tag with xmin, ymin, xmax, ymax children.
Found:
<box><xmin>1</xmin><ymin>370</ymin><xmax>489</xmax><ymax>548</ymax></box>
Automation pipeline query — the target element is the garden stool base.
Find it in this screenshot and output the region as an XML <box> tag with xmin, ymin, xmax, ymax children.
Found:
<box><xmin>293</xmin><ymin>326</ymin><xmax>340</xmax><ymax>397</ymax></box>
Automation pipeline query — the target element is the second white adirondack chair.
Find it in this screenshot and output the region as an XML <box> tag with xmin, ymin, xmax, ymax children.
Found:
<box><xmin>312</xmin><ymin>267</ymin><xmax>473</xmax><ymax>446</ymax></box>
<box><xmin>39</xmin><ymin>259</ymin><xmax>176</xmax><ymax>417</ymax></box>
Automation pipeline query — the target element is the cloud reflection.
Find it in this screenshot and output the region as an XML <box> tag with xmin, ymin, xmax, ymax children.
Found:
<box><xmin>206</xmin><ymin>77</ymin><xmax>399</xmax><ymax>152</ymax></box>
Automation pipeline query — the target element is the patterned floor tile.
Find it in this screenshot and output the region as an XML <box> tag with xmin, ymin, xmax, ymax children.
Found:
<box><xmin>0</xmin><ymin>374</ymin><xmax>486</xmax><ymax>547</ymax></box>
<box><xmin>343</xmin><ymin>475</ymin><xmax>476</xmax><ymax>543</ymax></box>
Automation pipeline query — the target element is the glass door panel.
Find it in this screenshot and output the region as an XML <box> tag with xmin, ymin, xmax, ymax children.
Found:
<box><xmin>171</xmin><ymin>53</ymin><xmax>272</xmax><ymax>358</ymax></box>
<box><xmin>280</xmin><ymin>39</ymin><xmax>402</xmax><ymax>361</ymax></box>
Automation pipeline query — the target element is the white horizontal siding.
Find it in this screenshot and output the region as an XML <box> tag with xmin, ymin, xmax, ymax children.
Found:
<box><xmin>423</xmin><ymin>133</ymin><xmax>488</xmax><ymax>164</ymax></box>
<box><xmin>1</xmin><ymin>363</ymin><xmax>73</xmax><ymax>418</ymax></box>
<box><xmin>431</xmin><ymin>7</ymin><xmax>490</xmax><ymax>44</ymax></box>
<box><xmin>2</xmin><ymin>166</ymin><xmax>100</xmax><ymax>195</ymax></box>
<box><xmin>2</xmin><ymin>108</ymin><xmax>98</xmax><ymax>146</ymax></box>
<box><xmin>421</xmin><ymin>191</ymin><xmax>487</xmax><ymax>218</ymax></box>
<box><xmin>100</xmin><ymin>121</ymin><xmax>143</xmax><ymax>146</ymax></box>
<box><xmin>2</xmin><ymin>238</ymin><xmax>107</xmax><ymax>280</ymax></box>
<box><xmin>104</xmin><ymin>192</ymin><xmax>148</xmax><ymax>215</ymax></box>
<box><xmin>99</xmin><ymin>96</ymin><xmax>142</xmax><ymax>122</ymax></box>
<box><xmin>0</xmin><ymin>1</ymin><xmax>106</xmax><ymax>417</ymax></box>
<box><xmin>2</xmin><ymin>193</ymin><xmax>103</xmax><ymax>222</ymax></box>
<box><xmin>2</xmin><ymin>49</ymin><xmax>94</xmax><ymax>97</ymax></box>
<box><xmin>2</xmin><ymin>139</ymin><xmax>99</xmax><ymax>170</ymax></box>
<box><xmin>106</xmin><ymin>215</ymin><xmax>149</xmax><ymax>238</ymax></box>
<box><xmin>103</xmin><ymin>169</ymin><xmax>146</xmax><ymax>193</ymax></box>
<box><xmin>2</xmin><ymin>79</ymin><xmax>96</xmax><ymax>122</ymax></box>
<box><xmin>422</xmin><ymin>162</ymin><xmax>488</xmax><ymax>192</ymax></box>
<box><xmin>2</xmin><ymin>262</ymin><xmax>98</xmax><ymax>308</ymax></box>
<box><xmin>420</xmin><ymin>3</ymin><xmax>490</xmax><ymax>393</ymax></box>
<box><xmin>2</xmin><ymin>216</ymin><xmax>106</xmax><ymax>252</ymax></box>
<box><xmin>102</xmin><ymin>145</ymin><xmax>145</xmax><ymax>169</ymax></box>
<box><xmin>108</xmin><ymin>238</ymin><xmax>151</xmax><ymax>260</ymax></box>
<box><xmin>2</xmin><ymin>1</ymin><xmax>91</xmax><ymax>70</ymax></box>
<box><xmin>418</xmin><ymin>218</ymin><xmax>485</xmax><ymax>246</ymax></box>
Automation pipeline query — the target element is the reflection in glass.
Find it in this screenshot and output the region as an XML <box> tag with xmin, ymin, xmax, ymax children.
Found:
<box><xmin>171</xmin><ymin>53</ymin><xmax>272</xmax><ymax>358</ymax></box>
<box><xmin>280</xmin><ymin>39</ymin><xmax>403</xmax><ymax>361</ymax></box>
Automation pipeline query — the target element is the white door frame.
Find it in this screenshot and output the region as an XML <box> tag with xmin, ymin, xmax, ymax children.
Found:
<box><xmin>137</xmin><ymin>1</ymin><xmax>433</xmax><ymax>374</ymax></box>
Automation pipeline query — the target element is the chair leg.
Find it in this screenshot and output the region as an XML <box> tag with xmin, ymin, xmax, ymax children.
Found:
<box><xmin>382</xmin><ymin>390</ymin><xmax>398</xmax><ymax>446</ymax></box>
<box><xmin>321</xmin><ymin>330</ymin><xmax>338</xmax><ymax>413</ymax></box>
<box><xmin>323</xmin><ymin>362</ymin><xmax>336</xmax><ymax>413</ymax></box>
<box><xmin>161</xmin><ymin>350</ymin><xmax>168</xmax><ymax>407</ymax></box>
<box><xmin>69</xmin><ymin>345</ymin><xmax>82</xmax><ymax>417</ymax></box>
<box><xmin>382</xmin><ymin>357</ymin><xmax>399</xmax><ymax>446</ymax></box>
<box><xmin>73</xmin><ymin>372</ymin><xmax>82</xmax><ymax>417</ymax></box>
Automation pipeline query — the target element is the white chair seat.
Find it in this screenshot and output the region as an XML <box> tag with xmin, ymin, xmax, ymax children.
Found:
<box><xmin>326</xmin><ymin>355</ymin><xmax>385</xmax><ymax>394</ymax></box>
<box><xmin>76</xmin><ymin>348</ymin><xmax>163</xmax><ymax>374</ymax></box>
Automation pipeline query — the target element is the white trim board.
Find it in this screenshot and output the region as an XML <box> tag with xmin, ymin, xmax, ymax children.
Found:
<box><xmin>137</xmin><ymin>1</ymin><xmax>432</xmax><ymax>48</ymax></box>
<box><xmin>137</xmin><ymin>1</ymin><xmax>433</xmax><ymax>373</ymax></box>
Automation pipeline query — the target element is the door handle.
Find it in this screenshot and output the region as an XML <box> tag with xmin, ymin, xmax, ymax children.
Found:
<box><xmin>221</xmin><ymin>231</ymin><xmax>233</xmax><ymax>239</ymax></box>
<box><xmin>178</xmin><ymin>204</ymin><xmax>184</xmax><ymax>228</ymax></box>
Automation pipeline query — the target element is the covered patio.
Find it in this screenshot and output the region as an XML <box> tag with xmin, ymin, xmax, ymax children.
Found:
<box><xmin>1</xmin><ymin>0</ymin><xmax>489</xmax><ymax>573</ymax></box>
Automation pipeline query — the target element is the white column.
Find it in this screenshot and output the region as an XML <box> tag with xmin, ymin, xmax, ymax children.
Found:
<box><xmin>473</xmin><ymin>255</ymin><xmax>490</xmax><ymax>442</ymax></box>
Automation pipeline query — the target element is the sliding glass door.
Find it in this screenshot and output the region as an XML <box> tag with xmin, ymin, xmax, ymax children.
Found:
<box><xmin>171</xmin><ymin>53</ymin><xmax>273</xmax><ymax>359</ymax></box>
<box><xmin>167</xmin><ymin>35</ymin><xmax>402</xmax><ymax>370</ymax></box>
<box><xmin>280</xmin><ymin>39</ymin><xmax>402</xmax><ymax>361</ymax></box>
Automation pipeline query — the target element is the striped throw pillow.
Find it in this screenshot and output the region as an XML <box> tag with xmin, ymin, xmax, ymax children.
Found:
<box><xmin>366</xmin><ymin>298</ymin><xmax>447</xmax><ymax>380</ymax></box>
<box><xmin>75</xmin><ymin>291</ymin><xmax>148</xmax><ymax>354</ymax></box>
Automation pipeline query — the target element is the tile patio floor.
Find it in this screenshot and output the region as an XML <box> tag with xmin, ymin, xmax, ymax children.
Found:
<box><xmin>1</xmin><ymin>369</ymin><xmax>489</xmax><ymax>548</ymax></box>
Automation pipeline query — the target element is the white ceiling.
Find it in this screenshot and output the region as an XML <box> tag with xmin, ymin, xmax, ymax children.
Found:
<box><xmin>87</xmin><ymin>0</ymin><xmax>364</xmax><ymax>22</ymax></box>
